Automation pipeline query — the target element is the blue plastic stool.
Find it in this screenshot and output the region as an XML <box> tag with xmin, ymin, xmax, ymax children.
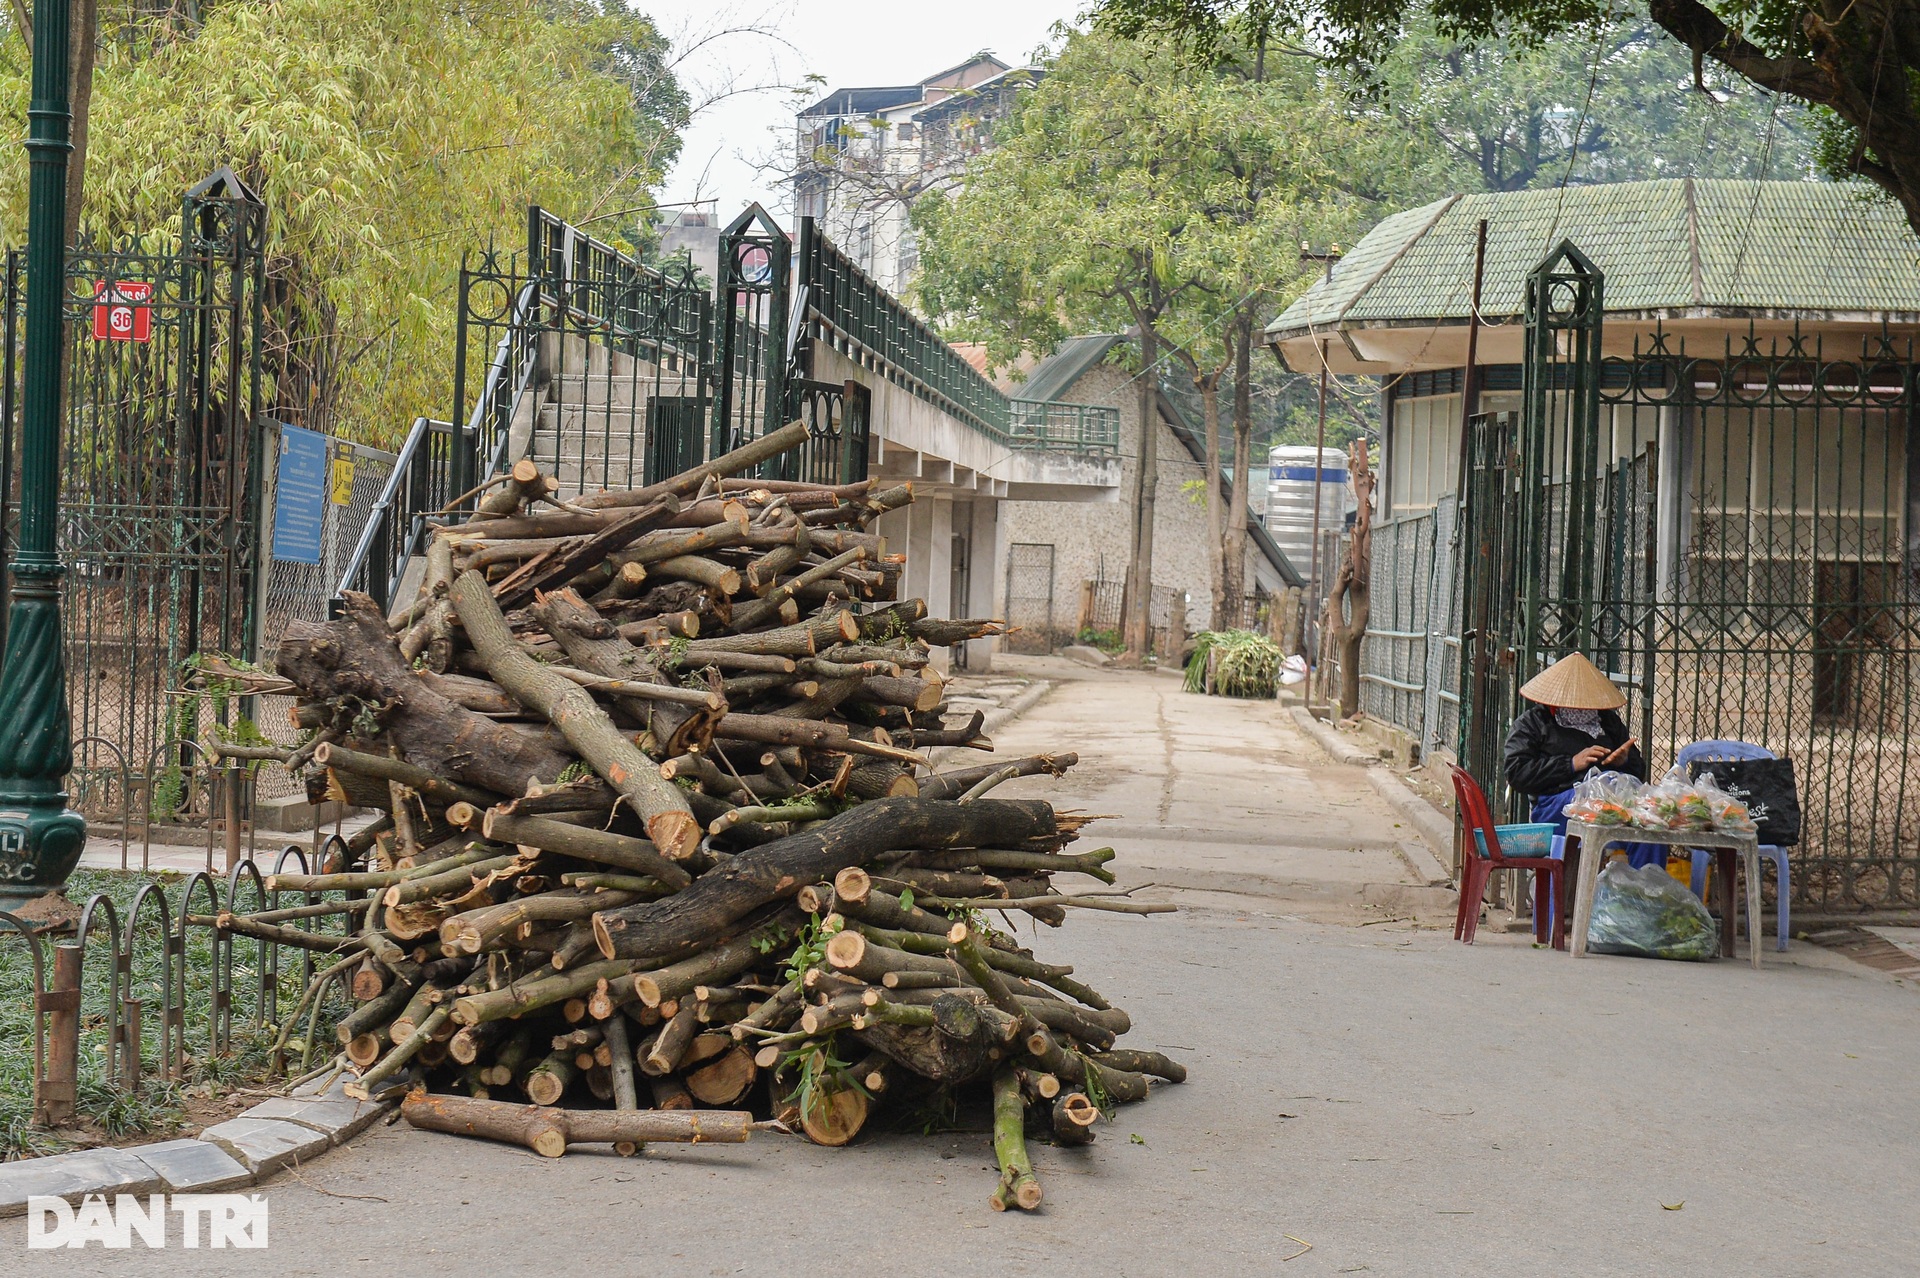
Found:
<box><xmin>1677</xmin><ymin>739</ymin><xmax>1790</xmax><ymax>952</ymax></box>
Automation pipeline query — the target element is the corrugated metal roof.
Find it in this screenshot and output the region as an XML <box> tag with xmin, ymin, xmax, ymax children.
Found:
<box><xmin>1269</xmin><ymin>180</ymin><xmax>1920</xmax><ymax>339</ymax></box>
<box><xmin>1014</xmin><ymin>333</ymin><xmax>1123</xmax><ymax>403</ymax></box>
<box><xmin>1156</xmin><ymin>389</ymin><xmax>1304</xmax><ymax>587</ymax></box>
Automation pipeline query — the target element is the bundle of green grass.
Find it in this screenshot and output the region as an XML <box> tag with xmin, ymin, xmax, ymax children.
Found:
<box><xmin>1184</xmin><ymin>630</ymin><xmax>1283</xmax><ymax>699</ymax></box>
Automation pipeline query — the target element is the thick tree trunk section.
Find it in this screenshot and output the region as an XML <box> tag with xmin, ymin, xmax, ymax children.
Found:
<box><xmin>449</xmin><ymin>570</ymin><xmax>698</xmax><ymax>859</ymax></box>
<box><xmin>276</xmin><ymin>593</ymin><xmax>571</xmax><ymax>798</ymax></box>
<box><xmin>1325</xmin><ymin>438</ymin><xmax>1375</xmax><ymax>720</ymax></box>
<box><xmin>1123</xmin><ymin>320</ymin><xmax>1160</xmax><ymax>661</ymax></box>
<box><xmin>1221</xmin><ymin>312</ymin><xmax>1256</xmax><ymax>627</ymax></box>
<box><xmin>592</xmin><ymin>798</ymin><xmax>1058</xmax><ymax>963</ymax></box>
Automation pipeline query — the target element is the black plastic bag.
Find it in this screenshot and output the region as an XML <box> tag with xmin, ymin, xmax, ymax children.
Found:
<box><xmin>1687</xmin><ymin>757</ymin><xmax>1800</xmax><ymax>847</ymax></box>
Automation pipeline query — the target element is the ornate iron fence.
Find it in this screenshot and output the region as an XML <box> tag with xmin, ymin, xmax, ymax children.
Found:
<box><xmin>0</xmin><ymin>839</ymin><xmax>358</xmax><ymax>1128</ymax></box>
<box><xmin>1</xmin><ymin>171</ymin><xmax>268</xmax><ymax>821</ymax></box>
<box><xmin>1610</xmin><ymin>329</ymin><xmax>1919</xmax><ymax>912</ymax></box>
<box><xmin>1441</xmin><ymin>236</ymin><xmax>1920</xmax><ymax>910</ymax></box>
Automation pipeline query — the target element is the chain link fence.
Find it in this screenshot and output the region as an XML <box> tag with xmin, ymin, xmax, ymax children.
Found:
<box><xmin>252</xmin><ymin>423</ymin><xmax>396</xmax><ymax>800</ymax></box>
<box><xmin>1360</xmin><ymin>496</ymin><xmax>1459</xmax><ymax>759</ymax></box>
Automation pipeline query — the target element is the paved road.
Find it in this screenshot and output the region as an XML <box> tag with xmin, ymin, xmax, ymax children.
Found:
<box><xmin>983</xmin><ymin>658</ymin><xmax>1449</xmax><ymax>924</ymax></box>
<box><xmin>30</xmin><ymin>663</ymin><xmax>1920</xmax><ymax>1275</ymax></box>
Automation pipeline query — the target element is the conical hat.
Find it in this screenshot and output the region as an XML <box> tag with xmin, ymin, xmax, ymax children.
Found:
<box><xmin>1518</xmin><ymin>653</ymin><xmax>1624</xmax><ymax>710</ymax></box>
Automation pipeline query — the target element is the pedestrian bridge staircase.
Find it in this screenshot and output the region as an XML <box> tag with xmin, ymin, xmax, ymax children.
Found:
<box><xmin>335</xmin><ymin>205</ymin><xmax>1121</xmax><ymax>615</ymax></box>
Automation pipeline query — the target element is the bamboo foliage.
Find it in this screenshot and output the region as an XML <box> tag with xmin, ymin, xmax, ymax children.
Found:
<box><xmin>0</xmin><ymin>0</ymin><xmax>688</xmax><ymax>445</ymax></box>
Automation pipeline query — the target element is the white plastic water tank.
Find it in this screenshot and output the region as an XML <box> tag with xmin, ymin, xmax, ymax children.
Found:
<box><xmin>1265</xmin><ymin>445</ymin><xmax>1353</xmax><ymax>578</ymax></box>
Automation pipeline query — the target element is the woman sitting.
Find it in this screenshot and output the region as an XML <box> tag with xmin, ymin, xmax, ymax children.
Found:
<box><xmin>1503</xmin><ymin>653</ymin><xmax>1663</xmax><ymax>869</ymax></box>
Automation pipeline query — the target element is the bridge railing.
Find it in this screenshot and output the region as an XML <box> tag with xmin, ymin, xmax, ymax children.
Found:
<box><xmin>335</xmin><ymin>205</ymin><xmax>1120</xmax><ymax>612</ymax></box>
<box><xmin>793</xmin><ymin>217</ymin><xmax>1119</xmax><ymax>456</ymax></box>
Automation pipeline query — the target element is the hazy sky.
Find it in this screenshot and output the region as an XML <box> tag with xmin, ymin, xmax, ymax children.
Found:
<box><xmin>653</xmin><ymin>1</ymin><xmax>1084</xmax><ymax>223</ymax></box>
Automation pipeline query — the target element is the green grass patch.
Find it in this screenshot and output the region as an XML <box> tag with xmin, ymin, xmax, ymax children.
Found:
<box><xmin>0</xmin><ymin>869</ymin><xmax>319</xmax><ymax>1161</ymax></box>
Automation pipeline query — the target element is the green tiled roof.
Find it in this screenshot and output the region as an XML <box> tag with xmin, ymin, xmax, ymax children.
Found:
<box><xmin>1269</xmin><ymin>180</ymin><xmax>1920</xmax><ymax>339</ymax></box>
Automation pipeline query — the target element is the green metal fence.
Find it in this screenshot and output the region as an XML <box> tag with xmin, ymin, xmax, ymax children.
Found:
<box><xmin>1</xmin><ymin>173</ymin><xmax>268</xmax><ymax>821</ymax></box>
<box><xmin>1608</xmin><ymin>329</ymin><xmax>1919</xmax><ymax>912</ymax></box>
<box><xmin>794</xmin><ymin>216</ymin><xmax>1119</xmax><ymax>455</ymax></box>
<box><xmin>1450</xmin><ymin>236</ymin><xmax>1920</xmax><ymax>912</ymax></box>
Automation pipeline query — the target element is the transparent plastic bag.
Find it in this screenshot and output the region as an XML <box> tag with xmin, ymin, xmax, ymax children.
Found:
<box><xmin>1586</xmin><ymin>860</ymin><xmax>1718</xmax><ymax>961</ymax></box>
<box><xmin>1631</xmin><ymin>766</ymin><xmax>1714</xmax><ymax>832</ymax></box>
<box><xmin>1691</xmin><ymin>770</ymin><xmax>1759</xmax><ymax>835</ymax></box>
<box><xmin>1565</xmin><ymin>770</ymin><xmax>1639</xmax><ymax>826</ymax></box>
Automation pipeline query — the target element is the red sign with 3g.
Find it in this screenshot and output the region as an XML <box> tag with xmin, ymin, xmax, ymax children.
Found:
<box><xmin>91</xmin><ymin>280</ymin><xmax>153</xmax><ymax>342</ymax></box>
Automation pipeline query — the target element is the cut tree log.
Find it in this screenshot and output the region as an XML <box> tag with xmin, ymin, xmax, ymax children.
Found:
<box><xmin>990</xmin><ymin>1067</ymin><xmax>1043</xmax><ymax>1211</ymax></box>
<box><xmin>450</xmin><ymin>570</ymin><xmax>698</xmax><ymax>860</ymax></box>
<box><xmin>531</xmin><ymin>589</ymin><xmax>711</xmax><ymax>757</ymax></box>
<box><xmin>684</xmin><ymin>1045</ymin><xmax>757</xmax><ymax>1105</ymax></box>
<box><xmin>470</xmin><ymin>807</ymin><xmax>693</xmax><ymax>888</ymax></box>
<box><xmin>276</xmin><ymin>593</ymin><xmax>573</xmax><ymax>796</ymax></box>
<box><xmin>400</xmin><ymin>1091</ymin><xmax>753</xmax><ymax>1157</ymax></box>
<box><xmin>797</xmin><ymin>1080</ymin><xmax>869</xmax><ymax>1146</ymax></box>
<box><xmin>1052</xmin><ymin>1092</ymin><xmax>1099</xmax><ymax>1146</ymax></box>
<box><xmin>592</xmin><ymin>798</ymin><xmax>1060</xmax><ymax>963</ymax></box>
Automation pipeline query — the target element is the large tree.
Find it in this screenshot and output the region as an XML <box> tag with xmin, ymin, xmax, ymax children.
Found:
<box><xmin>915</xmin><ymin>28</ymin><xmax>1361</xmax><ymax>647</ymax></box>
<box><xmin>1366</xmin><ymin>8</ymin><xmax>1816</xmax><ymax>199</ymax></box>
<box><xmin>0</xmin><ymin>0</ymin><xmax>688</xmax><ymax>444</ymax></box>
<box><xmin>1095</xmin><ymin>0</ymin><xmax>1920</xmax><ymax>232</ymax></box>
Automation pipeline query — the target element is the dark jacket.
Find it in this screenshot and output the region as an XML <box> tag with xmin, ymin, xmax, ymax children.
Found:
<box><xmin>1503</xmin><ymin>705</ymin><xmax>1645</xmax><ymax>798</ymax></box>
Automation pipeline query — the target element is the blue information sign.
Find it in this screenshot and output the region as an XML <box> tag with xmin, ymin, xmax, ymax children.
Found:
<box><xmin>272</xmin><ymin>424</ymin><xmax>329</xmax><ymax>565</ymax></box>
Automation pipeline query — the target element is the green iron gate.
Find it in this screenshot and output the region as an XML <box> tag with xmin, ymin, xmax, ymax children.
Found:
<box><xmin>1463</xmin><ymin>236</ymin><xmax>1920</xmax><ymax>911</ymax></box>
<box><xmin>1457</xmin><ymin>409</ymin><xmax>1521</xmax><ymax>812</ymax></box>
<box><xmin>1</xmin><ymin>170</ymin><xmax>266</xmax><ymax>818</ymax></box>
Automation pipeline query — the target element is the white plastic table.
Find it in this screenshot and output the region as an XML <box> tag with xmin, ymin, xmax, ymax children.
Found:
<box><xmin>1563</xmin><ymin>821</ymin><xmax>1764</xmax><ymax>969</ymax></box>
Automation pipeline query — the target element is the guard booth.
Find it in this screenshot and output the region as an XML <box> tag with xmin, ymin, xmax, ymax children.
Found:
<box><xmin>1267</xmin><ymin>180</ymin><xmax>1920</xmax><ymax>914</ymax></box>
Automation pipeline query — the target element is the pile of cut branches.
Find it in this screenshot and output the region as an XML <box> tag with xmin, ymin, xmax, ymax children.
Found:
<box><xmin>1185</xmin><ymin>629</ymin><xmax>1282</xmax><ymax>699</ymax></box>
<box><xmin>247</xmin><ymin>422</ymin><xmax>1182</xmax><ymax>1211</ymax></box>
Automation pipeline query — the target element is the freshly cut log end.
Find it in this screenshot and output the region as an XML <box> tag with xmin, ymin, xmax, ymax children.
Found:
<box><xmin>346</xmin><ymin>1032</ymin><xmax>385</xmax><ymax>1069</ymax></box>
<box><xmin>1052</xmin><ymin>1092</ymin><xmax>1099</xmax><ymax>1146</ymax></box>
<box><xmin>645</xmin><ymin>810</ymin><xmax>703</xmax><ymax>861</ymax></box>
<box><xmin>832</xmin><ymin>866</ymin><xmax>871</xmax><ymax>906</ymax></box>
<box><xmin>350</xmin><ymin>962</ymin><xmax>386</xmax><ymax>1002</ymax></box>
<box><xmin>684</xmin><ymin>1045</ymin><xmax>757</xmax><ymax>1106</ymax></box>
<box><xmin>797</xmin><ymin>1083</ymin><xmax>869</xmax><ymax>1147</ymax></box>
<box><xmin>824</xmin><ymin>929</ymin><xmax>867</xmax><ymax>971</ymax></box>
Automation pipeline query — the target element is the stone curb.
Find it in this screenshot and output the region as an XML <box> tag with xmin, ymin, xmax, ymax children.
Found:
<box><xmin>1364</xmin><ymin>769</ymin><xmax>1457</xmax><ymax>887</ymax></box>
<box><xmin>1287</xmin><ymin>705</ymin><xmax>1378</xmax><ymax>766</ymax></box>
<box><xmin>926</xmin><ymin>677</ymin><xmax>1054</xmax><ymax>770</ymax></box>
<box><xmin>1287</xmin><ymin>706</ymin><xmax>1456</xmax><ymax>886</ymax></box>
<box><xmin>0</xmin><ymin>1073</ymin><xmax>392</xmax><ymax>1218</ymax></box>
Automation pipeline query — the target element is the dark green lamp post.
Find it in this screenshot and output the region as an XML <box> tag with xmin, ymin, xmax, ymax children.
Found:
<box><xmin>0</xmin><ymin>0</ymin><xmax>86</xmax><ymax>910</ymax></box>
